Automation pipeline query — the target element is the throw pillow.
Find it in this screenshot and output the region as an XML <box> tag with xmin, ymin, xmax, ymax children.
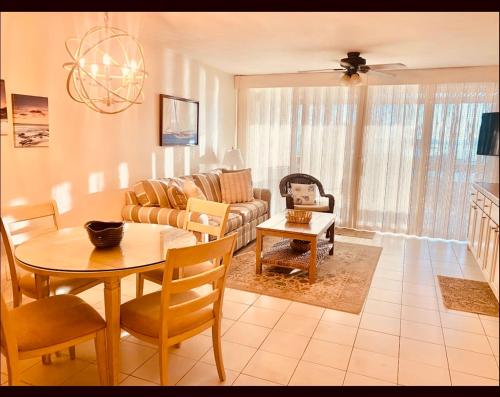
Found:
<box><xmin>167</xmin><ymin>184</ymin><xmax>188</xmax><ymax>210</ymax></box>
<box><xmin>219</xmin><ymin>169</ymin><xmax>253</xmax><ymax>204</ymax></box>
<box><xmin>182</xmin><ymin>179</ymin><xmax>207</xmax><ymax>200</ymax></box>
<box><xmin>290</xmin><ymin>183</ymin><xmax>316</xmax><ymax>205</ymax></box>
<box><xmin>133</xmin><ymin>180</ymin><xmax>171</xmax><ymax>207</ymax></box>
<box><xmin>191</xmin><ymin>172</ymin><xmax>223</xmax><ymax>202</ymax></box>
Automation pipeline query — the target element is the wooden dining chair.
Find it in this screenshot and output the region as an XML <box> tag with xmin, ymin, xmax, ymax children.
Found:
<box><xmin>121</xmin><ymin>233</ymin><xmax>237</xmax><ymax>385</ymax></box>
<box><xmin>136</xmin><ymin>198</ymin><xmax>231</xmax><ymax>297</ymax></box>
<box><xmin>1</xmin><ymin>201</ymin><xmax>103</xmax><ymax>307</ymax></box>
<box><xmin>1</xmin><ymin>293</ymin><xmax>108</xmax><ymax>385</ymax></box>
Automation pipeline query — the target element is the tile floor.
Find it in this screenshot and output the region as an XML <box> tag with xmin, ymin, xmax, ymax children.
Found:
<box><xmin>1</xmin><ymin>233</ymin><xmax>499</xmax><ymax>386</ymax></box>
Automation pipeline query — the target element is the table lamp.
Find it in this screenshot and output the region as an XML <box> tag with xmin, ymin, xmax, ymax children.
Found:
<box><xmin>223</xmin><ymin>147</ymin><xmax>244</xmax><ymax>170</ymax></box>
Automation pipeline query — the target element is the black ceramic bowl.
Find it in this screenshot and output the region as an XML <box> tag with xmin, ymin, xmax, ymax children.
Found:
<box><xmin>85</xmin><ymin>221</ymin><xmax>124</xmax><ymax>249</ymax></box>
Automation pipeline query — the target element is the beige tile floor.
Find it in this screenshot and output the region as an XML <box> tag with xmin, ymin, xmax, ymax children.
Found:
<box><xmin>1</xmin><ymin>233</ymin><xmax>499</xmax><ymax>386</ymax></box>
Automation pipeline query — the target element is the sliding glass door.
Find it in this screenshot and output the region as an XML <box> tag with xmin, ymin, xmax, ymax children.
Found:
<box><xmin>238</xmin><ymin>82</ymin><xmax>498</xmax><ymax>240</ymax></box>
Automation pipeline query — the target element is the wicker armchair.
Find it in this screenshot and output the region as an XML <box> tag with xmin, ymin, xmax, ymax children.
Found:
<box><xmin>279</xmin><ymin>173</ymin><xmax>335</xmax><ymax>214</ymax></box>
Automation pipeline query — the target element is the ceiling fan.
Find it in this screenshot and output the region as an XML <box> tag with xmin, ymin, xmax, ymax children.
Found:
<box><xmin>298</xmin><ymin>51</ymin><xmax>407</xmax><ymax>85</ymax></box>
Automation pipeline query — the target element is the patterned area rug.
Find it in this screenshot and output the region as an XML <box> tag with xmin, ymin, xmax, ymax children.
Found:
<box><xmin>227</xmin><ymin>238</ymin><xmax>382</xmax><ymax>314</ymax></box>
<box><xmin>335</xmin><ymin>228</ymin><xmax>375</xmax><ymax>239</ymax></box>
<box><xmin>437</xmin><ymin>276</ymin><xmax>499</xmax><ymax>317</ymax></box>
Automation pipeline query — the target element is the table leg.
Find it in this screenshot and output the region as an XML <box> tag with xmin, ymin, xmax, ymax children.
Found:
<box><xmin>309</xmin><ymin>237</ymin><xmax>317</xmax><ymax>283</ymax></box>
<box><xmin>329</xmin><ymin>222</ymin><xmax>335</xmax><ymax>255</ymax></box>
<box><xmin>104</xmin><ymin>277</ymin><xmax>121</xmax><ymax>386</ymax></box>
<box><xmin>35</xmin><ymin>274</ymin><xmax>52</xmax><ymax>365</ymax></box>
<box><xmin>256</xmin><ymin>230</ymin><xmax>263</xmax><ymax>274</ymax></box>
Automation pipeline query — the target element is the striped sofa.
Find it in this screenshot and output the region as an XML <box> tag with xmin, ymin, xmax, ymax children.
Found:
<box><xmin>121</xmin><ymin>171</ymin><xmax>271</xmax><ymax>251</ymax></box>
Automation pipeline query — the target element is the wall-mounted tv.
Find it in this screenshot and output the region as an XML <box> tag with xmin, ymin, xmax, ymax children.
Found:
<box><xmin>477</xmin><ymin>112</ymin><xmax>499</xmax><ymax>156</ymax></box>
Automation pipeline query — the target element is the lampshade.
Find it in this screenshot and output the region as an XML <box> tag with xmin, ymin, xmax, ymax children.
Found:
<box><xmin>340</xmin><ymin>73</ymin><xmax>351</xmax><ymax>86</ymax></box>
<box><xmin>350</xmin><ymin>73</ymin><xmax>361</xmax><ymax>85</ymax></box>
<box><xmin>340</xmin><ymin>72</ymin><xmax>362</xmax><ymax>86</ymax></box>
<box><xmin>63</xmin><ymin>13</ymin><xmax>148</xmax><ymax>114</ymax></box>
<box><xmin>199</xmin><ymin>148</ymin><xmax>219</xmax><ymax>165</ymax></box>
<box><xmin>223</xmin><ymin>148</ymin><xmax>244</xmax><ymax>170</ymax></box>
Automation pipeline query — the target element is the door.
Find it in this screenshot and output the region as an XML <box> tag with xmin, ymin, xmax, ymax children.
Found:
<box><xmin>483</xmin><ymin>219</ymin><xmax>497</xmax><ymax>278</ymax></box>
<box><xmin>468</xmin><ymin>202</ymin><xmax>478</xmax><ymax>253</ymax></box>
<box><xmin>490</xmin><ymin>225</ymin><xmax>499</xmax><ymax>296</ymax></box>
<box><xmin>472</xmin><ymin>206</ymin><xmax>484</xmax><ymax>258</ymax></box>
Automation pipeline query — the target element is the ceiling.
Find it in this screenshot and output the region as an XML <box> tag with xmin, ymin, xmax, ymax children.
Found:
<box><xmin>154</xmin><ymin>12</ymin><xmax>499</xmax><ymax>75</ymax></box>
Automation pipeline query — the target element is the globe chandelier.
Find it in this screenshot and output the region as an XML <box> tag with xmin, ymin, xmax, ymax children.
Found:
<box><xmin>63</xmin><ymin>13</ymin><xmax>148</xmax><ymax>114</ymax></box>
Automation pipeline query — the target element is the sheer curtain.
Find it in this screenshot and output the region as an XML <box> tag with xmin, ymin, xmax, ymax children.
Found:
<box><xmin>238</xmin><ymin>81</ymin><xmax>499</xmax><ymax>240</ymax></box>
<box><xmin>357</xmin><ymin>82</ymin><xmax>498</xmax><ymax>240</ymax></box>
<box><xmin>238</xmin><ymin>86</ymin><xmax>362</xmax><ymax>224</ymax></box>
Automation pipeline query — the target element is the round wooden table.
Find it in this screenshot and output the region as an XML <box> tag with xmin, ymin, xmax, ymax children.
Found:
<box><xmin>15</xmin><ymin>222</ymin><xmax>196</xmax><ymax>385</ymax></box>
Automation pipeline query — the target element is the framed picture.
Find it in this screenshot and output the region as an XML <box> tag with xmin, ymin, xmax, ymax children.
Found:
<box><xmin>159</xmin><ymin>94</ymin><xmax>199</xmax><ymax>146</ymax></box>
<box><xmin>12</xmin><ymin>94</ymin><xmax>49</xmax><ymax>148</ymax></box>
<box><xmin>0</xmin><ymin>80</ymin><xmax>7</xmax><ymax>135</ymax></box>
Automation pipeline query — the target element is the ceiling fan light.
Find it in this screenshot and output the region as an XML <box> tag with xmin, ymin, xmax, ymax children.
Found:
<box><xmin>350</xmin><ymin>73</ymin><xmax>361</xmax><ymax>85</ymax></box>
<box><xmin>340</xmin><ymin>73</ymin><xmax>351</xmax><ymax>86</ymax></box>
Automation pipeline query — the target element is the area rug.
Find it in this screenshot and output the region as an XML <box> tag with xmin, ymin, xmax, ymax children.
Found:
<box><xmin>335</xmin><ymin>228</ymin><xmax>375</xmax><ymax>239</ymax></box>
<box><xmin>227</xmin><ymin>238</ymin><xmax>382</xmax><ymax>314</ymax></box>
<box><xmin>437</xmin><ymin>276</ymin><xmax>499</xmax><ymax>317</ymax></box>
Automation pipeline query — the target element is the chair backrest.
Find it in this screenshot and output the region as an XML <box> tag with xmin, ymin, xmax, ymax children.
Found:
<box><xmin>182</xmin><ymin>198</ymin><xmax>230</xmax><ymax>241</ymax></box>
<box><xmin>0</xmin><ymin>201</ymin><xmax>60</xmax><ymax>301</ymax></box>
<box><xmin>159</xmin><ymin>233</ymin><xmax>237</xmax><ymax>343</ymax></box>
<box><xmin>279</xmin><ymin>173</ymin><xmax>327</xmax><ymax>197</ymax></box>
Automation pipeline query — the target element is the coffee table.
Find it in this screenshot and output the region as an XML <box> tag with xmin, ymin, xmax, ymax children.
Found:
<box><xmin>255</xmin><ymin>211</ymin><xmax>335</xmax><ymax>283</ymax></box>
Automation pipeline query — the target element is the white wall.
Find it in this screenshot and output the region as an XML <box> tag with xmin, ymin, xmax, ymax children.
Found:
<box><xmin>0</xmin><ymin>12</ymin><xmax>236</xmax><ymax>227</ymax></box>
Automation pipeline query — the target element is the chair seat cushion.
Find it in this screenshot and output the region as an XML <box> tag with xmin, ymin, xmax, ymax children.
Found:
<box><xmin>142</xmin><ymin>260</ymin><xmax>214</xmax><ymax>283</ymax></box>
<box><xmin>18</xmin><ymin>273</ymin><xmax>100</xmax><ymax>298</ymax></box>
<box><xmin>120</xmin><ymin>290</ymin><xmax>214</xmax><ymax>339</ymax></box>
<box><xmin>229</xmin><ymin>199</ymin><xmax>269</xmax><ymax>224</ymax></box>
<box><xmin>12</xmin><ymin>295</ymin><xmax>105</xmax><ymax>352</ymax></box>
<box><xmin>294</xmin><ymin>198</ymin><xmax>330</xmax><ymax>212</ymax></box>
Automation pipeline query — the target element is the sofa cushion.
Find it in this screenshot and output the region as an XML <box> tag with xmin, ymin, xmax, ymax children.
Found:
<box><xmin>229</xmin><ymin>199</ymin><xmax>268</xmax><ymax>224</ymax></box>
<box><xmin>182</xmin><ymin>179</ymin><xmax>207</xmax><ymax>200</ymax></box>
<box><xmin>167</xmin><ymin>184</ymin><xmax>188</xmax><ymax>210</ymax></box>
<box><xmin>220</xmin><ymin>169</ymin><xmax>253</xmax><ymax>204</ymax></box>
<box><xmin>208</xmin><ymin>212</ymin><xmax>243</xmax><ymax>234</ymax></box>
<box><xmin>122</xmin><ymin>205</ymin><xmax>187</xmax><ymax>228</ymax></box>
<box><xmin>133</xmin><ymin>179</ymin><xmax>171</xmax><ymax>207</ymax></box>
<box><xmin>191</xmin><ymin>172</ymin><xmax>222</xmax><ymax>202</ymax></box>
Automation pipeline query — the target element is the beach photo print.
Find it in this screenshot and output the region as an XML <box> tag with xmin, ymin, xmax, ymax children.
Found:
<box><xmin>0</xmin><ymin>80</ymin><xmax>8</xmax><ymax>135</ymax></box>
<box><xmin>12</xmin><ymin>93</ymin><xmax>49</xmax><ymax>147</ymax></box>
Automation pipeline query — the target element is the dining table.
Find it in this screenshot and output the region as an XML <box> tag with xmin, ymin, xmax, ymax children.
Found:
<box><xmin>14</xmin><ymin>222</ymin><xmax>197</xmax><ymax>385</ymax></box>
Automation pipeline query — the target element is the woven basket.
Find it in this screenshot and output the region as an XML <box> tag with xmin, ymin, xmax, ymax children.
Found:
<box><xmin>85</xmin><ymin>221</ymin><xmax>124</xmax><ymax>249</ymax></box>
<box><xmin>286</xmin><ymin>209</ymin><xmax>312</xmax><ymax>224</ymax></box>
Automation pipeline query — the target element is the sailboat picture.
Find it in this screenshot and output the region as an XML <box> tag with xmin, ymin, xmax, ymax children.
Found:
<box><xmin>159</xmin><ymin>94</ymin><xmax>199</xmax><ymax>146</ymax></box>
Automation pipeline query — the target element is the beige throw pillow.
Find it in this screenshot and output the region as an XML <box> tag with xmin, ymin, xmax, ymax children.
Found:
<box><xmin>133</xmin><ymin>179</ymin><xmax>171</xmax><ymax>207</ymax></box>
<box><xmin>290</xmin><ymin>183</ymin><xmax>316</xmax><ymax>205</ymax></box>
<box><xmin>219</xmin><ymin>169</ymin><xmax>253</xmax><ymax>204</ymax></box>
<box><xmin>182</xmin><ymin>179</ymin><xmax>207</xmax><ymax>200</ymax></box>
<box><xmin>167</xmin><ymin>184</ymin><xmax>188</xmax><ymax>210</ymax></box>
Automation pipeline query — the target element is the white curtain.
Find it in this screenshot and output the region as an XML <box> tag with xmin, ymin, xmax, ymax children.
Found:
<box><xmin>239</xmin><ymin>86</ymin><xmax>362</xmax><ymax>224</ymax></box>
<box><xmin>238</xmin><ymin>81</ymin><xmax>499</xmax><ymax>240</ymax></box>
<box><xmin>357</xmin><ymin>82</ymin><xmax>498</xmax><ymax>239</ymax></box>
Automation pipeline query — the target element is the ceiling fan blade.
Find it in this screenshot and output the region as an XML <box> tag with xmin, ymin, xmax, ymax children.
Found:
<box><xmin>297</xmin><ymin>68</ymin><xmax>344</xmax><ymax>73</ymax></box>
<box><xmin>369</xmin><ymin>69</ymin><xmax>396</xmax><ymax>77</ymax></box>
<box><xmin>367</xmin><ymin>63</ymin><xmax>407</xmax><ymax>70</ymax></box>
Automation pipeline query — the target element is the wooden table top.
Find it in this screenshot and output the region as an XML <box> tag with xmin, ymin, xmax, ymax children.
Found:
<box><xmin>15</xmin><ymin>223</ymin><xmax>196</xmax><ymax>277</ymax></box>
<box><xmin>257</xmin><ymin>211</ymin><xmax>335</xmax><ymax>237</ymax></box>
